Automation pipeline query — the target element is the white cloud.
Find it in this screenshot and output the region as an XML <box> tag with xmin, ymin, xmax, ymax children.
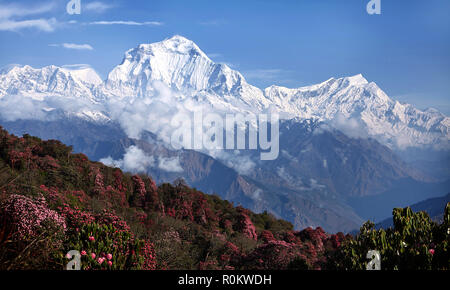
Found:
<box><xmin>0</xmin><ymin>92</ymin><xmax>104</xmax><ymax>122</ymax></box>
<box><xmin>0</xmin><ymin>2</ymin><xmax>55</xmax><ymax>19</ymax></box>
<box><xmin>0</xmin><ymin>94</ymin><xmax>47</xmax><ymax>121</ymax></box>
<box><xmin>0</xmin><ymin>17</ymin><xmax>57</xmax><ymax>32</ymax></box>
<box><xmin>49</xmin><ymin>43</ymin><xmax>94</xmax><ymax>50</ymax></box>
<box><xmin>212</xmin><ymin>151</ymin><xmax>256</xmax><ymax>175</ymax></box>
<box><xmin>61</xmin><ymin>64</ymin><xmax>93</xmax><ymax>70</ymax></box>
<box><xmin>0</xmin><ymin>2</ymin><xmax>57</xmax><ymax>32</ymax></box>
<box><xmin>250</xmin><ymin>188</ymin><xmax>262</xmax><ymax>201</ymax></box>
<box><xmin>84</xmin><ymin>1</ymin><xmax>114</xmax><ymax>13</ymax></box>
<box><xmin>100</xmin><ymin>146</ymin><xmax>183</xmax><ymax>174</ymax></box>
<box><xmin>100</xmin><ymin>146</ymin><xmax>155</xmax><ymax>173</ymax></box>
<box><xmin>158</xmin><ymin>156</ymin><xmax>183</xmax><ymax>173</ymax></box>
<box><xmin>329</xmin><ymin>112</ymin><xmax>368</xmax><ymax>139</ymax></box>
<box><xmin>89</xmin><ymin>20</ymin><xmax>163</xmax><ymax>26</ymax></box>
<box><xmin>99</xmin><ymin>156</ymin><xmax>122</xmax><ymax>168</ymax></box>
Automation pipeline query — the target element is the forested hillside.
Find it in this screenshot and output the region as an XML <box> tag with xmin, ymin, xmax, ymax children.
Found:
<box><xmin>0</xmin><ymin>127</ymin><xmax>448</xmax><ymax>270</ymax></box>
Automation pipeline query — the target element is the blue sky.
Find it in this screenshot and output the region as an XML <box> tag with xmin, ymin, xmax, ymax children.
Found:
<box><xmin>0</xmin><ymin>0</ymin><xmax>449</xmax><ymax>114</ymax></box>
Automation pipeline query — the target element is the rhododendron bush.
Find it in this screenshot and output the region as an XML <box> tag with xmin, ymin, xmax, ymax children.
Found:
<box><xmin>1</xmin><ymin>194</ymin><xmax>66</xmax><ymax>240</ymax></box>
<box><xmin>326</xmin><ymin>204</ymin><xmax>450</xmax><ymax>270</ymax></box>
<box><xmin>0</xmin><ymin>126</ymin><xmax>448</xmax><ymax>270</ymax></box>
<box><xmin>62</xmin><ymin>223</ymin><xmax>155</xmax><ymax>270</ymax></box>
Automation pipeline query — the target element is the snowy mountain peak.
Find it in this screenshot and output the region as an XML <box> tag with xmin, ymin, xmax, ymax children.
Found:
<box><xmin>0</xmin><ymin>64</ymin><xmax>24</xmax><ymax>74</ymax></box>
<box><xmin>59</xmin><ymin>64</ymin><xmax>103</xmax><ymax>86</ymax></box>
<box><xmin>104</xmin><ymin>35</ymin><xmax>267</xmax><ymax>107</ymax></box>
<box><xmin>105</xmin><ymin>35</ymin><xmax>216</xmax><ymax>96</ymax></box>
<box><xmin>130</xmin><ymin>35</ymin><xmax>210</xmax><ymax>61</ymax></box>
<box><xmin>157</xmin><ymin>35</ymin><xmax>209</xmax><ymax>59</ymax></box>
<box><xmin>344</xmin><ymin>74</ymin><xmax>368</xmax><ymax>86</ymax></box>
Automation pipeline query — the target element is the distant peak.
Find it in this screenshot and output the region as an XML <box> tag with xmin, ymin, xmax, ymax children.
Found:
<box><xmin>165</xmin><ymin>35</ymin><xmax>193</xmax><ymax>43</ymax></box>
<box><xmin>131</xmin><ymin>35</ymin><xmax>208</xmax><ymax>60</ymax></box>
<box><xmin>136</xmin><ymin>35</ymin><xmax>193</xmax><ymax>48</ymax></box>
<box><xmin>0</xmin><ymin>64</ymin><xmax>22</xmax><ymax>74</ymax></box>
<box><xmin>162</xmin><ymin>35</ymin><xmax>207</xmax><ymax>57</ymax></box>
<box><xmin>344</xmin><ymin>74</ymin><xmax>368</xmax><ymax>86</ymax></box>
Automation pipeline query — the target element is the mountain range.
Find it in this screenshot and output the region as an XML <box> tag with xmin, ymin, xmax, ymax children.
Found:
<box><xmin>0</xmin><ymin>35</ymin><xmax>449</xmax><ymax>232</ymax></box>
<box><xmin>1</xmin><ymin>35</ymin><xmax>448</xmax><ymax>152</ymax></box>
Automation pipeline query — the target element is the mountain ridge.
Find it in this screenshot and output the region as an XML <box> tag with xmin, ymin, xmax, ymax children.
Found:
<box><xmin>0</xmin><ymin>35</ymin><xmax>448</xmax><ymax>153</ymax></box>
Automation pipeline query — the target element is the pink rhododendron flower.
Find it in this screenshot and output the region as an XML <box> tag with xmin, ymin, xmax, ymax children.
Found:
<box><xmin>91</xmin><ymin>253</ymin><xmax>96</xmax><ymax>259</ymax></box>
<box><xmin>106</xmin><ymin>254</ymin><xmax>112</xmax><ymax>260</ymax></box>
<box><xmin>66</xmin><ymin>253</ymin><xmax>71</xmax><ymax>259</ymax></box>
<box><xmin>1</xmin><ymin>194</ymin><xmax>66</xmax><ymax>240</ymax></box>
<box><xmin>97</xmin><ymin>258</ymin><xmax>105</xmax><ymax>264</ymax></box>
<box><xmin>81</xmin><ymin>250</ymin><xmax>87</xmax><ymax>256</ymax></box>
<box><xmin>88</xmin><ymin>236</ymin><xmax>95</xmax><ymax>242</ymax></box>
<box><xmin>429</xmin><ymin>249</ymin><xmax>435</xmax><ymax>255</ymax></box>
<box><xmin>107</xmin><ymin>261</ymin><xmax>112</xmax><ymax>266</ymax></box>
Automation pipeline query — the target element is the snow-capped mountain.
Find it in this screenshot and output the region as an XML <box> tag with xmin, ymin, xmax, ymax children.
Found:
<box><xmin>0</xmin><ymin>64</ymin><xmax>102</xmax><ymax>102</ymax></box>
<box><xmin>103</xmin><ymin>35</ymin><xmax>270</xmax><ymax>112</ymax></box>
<box><xmin>0</xmin><ymin>35</ymin><xmax>448</xmax><ymax>152</ymax></box>
<box><xmin>0</xmin><ymin>64</ymin><xmax>110</xmax><ymax>122</ymax></box>
<box><xmin>265</xmin><ymin>75</ymin><xmax>450</xmax><ymax>150</ymax></box>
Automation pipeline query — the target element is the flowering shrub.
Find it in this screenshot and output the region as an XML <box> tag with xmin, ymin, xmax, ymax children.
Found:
<box><xmin>198</xmin><ymin>260</ymin><xmax>220</xmax><ymax>270</ymax></box>
<box><xmin>216</xmin><ymin>241</ymin><xmax>241</xmax><ymax>269</ymax></box>
<box><xmin>140</xmin><ymin>240</ymin><xmax>157</xmax><ymax>270</ymax></box>
<box><xmin>95</xmin><ymin>209</ymin><xmax>131</xmax><ymax>233</ymax></box>
<box><xmin>260</xmin><ymin>230</ymin><xmax>276</xmax><ymax>243</ymax></box>
<box><xmin>37</xmin><ymin>155</ymin><xmax>60</xmax><ymax>170</ymax></box>
<box><xmin>327</xmin><ymin>204</ymin><xmax>450</xmax><ymax>270</ymax></box>
<box><xmin>62</xmin><ymin>223</ymin><xmax>142</xmax><ymax>270</ymax></box>
<box><xmin>235</xmin><ymin>209</ymin><xmax>257</xmax><ymax>240</ymax></box>
<box><xmin>1</xmin><ymin>194</ymin><xmax>66</xmax><ymax>240</ymax></box>
<box><xmin>132</xmin><ymin>175</ymin><xmax>146</xmax><ymax>208</ymax></box>
<box><xmin>59</xmin><ymin>205</ymin><xmax>95</xmax><ymax>234</ymax></box>
<box><xmin>241</xmin><ymin>240</ymin><xmax>302</xmax><ymax>270</ymax></box>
